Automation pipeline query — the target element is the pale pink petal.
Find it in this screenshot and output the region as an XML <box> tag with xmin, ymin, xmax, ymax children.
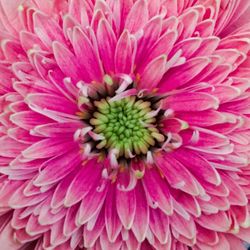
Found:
<box><xmin>131</xmin><ymin>182</ymin><xmax>149</xmax><ymax>242</ymax></box>
<box><xmin>125</xmin><ymin>0</ymin><xmax>148</xmax><ymax>34</ymax></box>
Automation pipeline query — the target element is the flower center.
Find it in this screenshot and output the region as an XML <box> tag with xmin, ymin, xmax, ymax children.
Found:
<box><xmin>75</xmin><ymin>75</ymin><xmax>172</xmax><ymax>166</ymax></box>
<box><xmin>90</xmin><ymin>96</ymin><xmax>165</xmax><ymax>158</ymax></box>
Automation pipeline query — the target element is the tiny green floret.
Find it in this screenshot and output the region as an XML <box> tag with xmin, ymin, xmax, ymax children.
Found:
<box><xmin>90</xmin><ymin>96</ymin><xmax>164</xmax><ymax>158</ymax></box>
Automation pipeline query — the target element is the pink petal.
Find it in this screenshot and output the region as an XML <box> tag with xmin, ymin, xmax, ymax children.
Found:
<box><xmin>193</xmin><ymin>37</ymin><xmax>220</xmax><ymax>57</ymax></box>
<box><xmin>141</xmin><ymin>30</ymin><xmax>178</xmax><ymax>70</ymax></box>
<box><xmin>166</xmin><ymin>92</ymin><xmax>219</xmax><ymax>111</ymax></box>
<box><xmin>51</xmin><ymin>167</ymin><xmax>80</xmax><ymax>209</ymax></box>
<box><xmin>64</xmin><ymin>159</ymin><xmax>102</xmax><ymax>207</ymax></box>
<box><xmin>33</xmin><ymin>122</ymin><xmax>81</xmax><ymax>137</ymax></box>
<box><xmin>177</xmin><ymin>110</ymin><xmax>226</xmax><ymax>127</ymax></box>
<box><xmin>9</xmin><ymin>183</ymin><xmax>50</xmax><ymax>209</ymax></box>
<box><xmin>33</xmin><ymin>11</ymin><xmax>66</xmax><ymax>48</ymax></box>
<box><xmin>173</xmin><ymin>149</ymin><xmax>221</xmax><ymax>186</ymax></box>
<box><xmin>157</xmin><ymin>154</ymin><xmax>200</xmax><ymax>196</ymax></box>
<box><xmin>10</xmin><ymin>111</ymin><xmax>52</xmax><ymax>130</ymax></box>
<box><xmin>143</xmin><ymin>167</ymin><xmax>173</xmax><ymax>215</ymax></box>
<box><xmin>83</xmin><ymin>209</ymin><xmax>105</xmax><ymax>248</ymax></box>
<box><xmin>26</xmin><ymin>93</ymin><xmax>78</xmax><ymax>115</ymax></box>
<box><xmin>0</xmin><ymin>222</ymin><xmax>22</xmax><ymax>249</ymax></box>
<box><xmin>140</xmin><ymin>55</ymin><xmax>167</xmax><ymax>90</ymax></box>
<box><xmin>196</xmin><ymin>212</ymin><xmax>231</xmax><ymax>232</ymax></box>
<box><xmin>170</xmin><ymin>212</ymin><xmax>196</xmax><ymax>239</ymax></box>
<box><xmin>159</xmin><ymin>57</ymin><xmax>210</xmax><ymax>92</ymax></box>
<box><xmin>149</xmin><ymin>209</ymin><xmax>169</xmax><ymax>244</ymax></box>
<box><xmin>105</xmin><ymin>186</ymin><xmax>122</xmax><ymax>242</ymax></box>
<box><xmin>135</xmin><ymin>16</ymin><xmax>162</xmax><ymax>64</ymax></box>
<box><xmin>63</xmin><ymin>204</ymin><xmax>79</xmax><ymax>237</ymax></box>
<box><xmin>7</xmin><ymin>127</ymin><xmax>40</xmax><ymax>144</ymax></box>
<box><xmin>97</xmin><ymin>19</ymin><xmax>117</xmax><ymax>74</ymax></box>
<box><xmin>0</xmin><ymin>136</ymin><xmax>26</xmax><ymax>158</ymax></box>
<box><xmin>33</xmin><ymin>149</ymin><xmax>81</xmax><ymax>186</ymax></box>
<box><xmin>52</xmin><ymin>41</ymin><xmax>82</xmax><ymax>82</ymax></box>
<box><xmin>72</xmin><ymin>27</ymin><xmax>104</xmax><ymax>82</ymax></box>
<box><xmin>116</xmin><ymin>188</ymin><xmax>136</xmax><ymax>229</ymax></box>
<box><xmin>221</xmin><ymin>173</ymin><xmax>248</xmax><ymax>206</ymax></box>
<box><xmin>131</xmin><ymin>182</ymin><xmax>149</xmax><ymax>242</ymax></box>
<box><xmin>178</xmin><ymin>9</ymin><xmax>199</xmax><ymax>40</ymax></box>
<box><xmin>115</xmin><ymin>30</ymin><xmax>133</xmax><ymax>74</ymax></box>
<box><xmin>125</xmin><ymin>0</ymin><xmax>148</xmax><ymax>34</ymax></box>
<box><xmin>76</xmin><ymin>183</ymin><xmax>108</xmax><ymax>225</ymax></box>
<box><xmin>22</xmin><ymin>138</ymin><xmax>75</xmax><ymax>160</ymax></box>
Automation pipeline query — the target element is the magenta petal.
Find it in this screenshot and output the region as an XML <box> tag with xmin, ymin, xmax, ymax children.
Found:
<box><xmin>26</xmin><ymin>93</ymin><xmax>78</xmax><ymax>115</ymax></box>
<box><xmin>33</xmin><ymin>149</ymin><xmax>81</xmax><ymax>186</ymax></box>
<box><xmin>166</xmin><ymin>92</ymin><xmax>219</xmax><ymax>111</ymax></box>
<box><xmin>157</xmin><ymin>154</ymin><xmax>200</xmax><ymax>196</ymax></box>
<box><xmin>72</xmin><ymin>27</ymin><xmax>104</xmax><ymax>82</ymax></box>
<box><xmin>143</xmin><ymin>167</ymin><xmax>173</xmax><ymax>215</ymax></box>
<box><xmin>140</xmin><ymin>55</ymin><xmax>167</xmax><ymax>90</ymax></box>
<box><xmin>97</xmin><ymin>19</ymin><xmax>117</xmax><ymax>74</ymax></box>
<box><xmin>115</xmin><ymin>30</ymin><xmax>133</xmax><ymax>74</ymax></box>
<box><xmin>170</xmin><ymin>212</ymin><xmax>196</xmax><ymax>239</ymax></box>
<box><xmin>22</xmin><ymin>138</ymin><xmax>75</xmax><ymax>160</ymax></box>
<box><xmin>196</xmin><ymin>212</ymin><xmax>231</xmax><ymax>232</ymax></box>
<box><xmin>131</xmin><ymin>182</ymin><xmax>149</xmax><ymax>242</ymax></box>
<box><xmin>116</xmin><ymin>188</ymin><xmax>136</xmax><ymax>229</ymax></box>
<box><xmin>63</xmin><ymin>204</ymin><xmax>79</xmax><ymax>237</ymax></box>
<box><xmin>76</xmin><ymin>183</ymin><xmax>108</xmax><ymax>225</ymax></box>
<box><xmin>159</xmin><ymin>57</ymin><xmax>210</xmax><ymax>91</ymax></box>
<box><xmin>33</xmin><ymin>11</ymin><xmax>66</xmax><ymax>48</ymax></box>
<box><xmin>83</xmin><ymin>209</ymin><xmax>105</xmax><ymax>248</ymax></box>
<box><xmin>173</xmin><ymin>149</ymin><xmax>221</xmax><ymax>186</ymax></box>
<box><xmin>10</xmin><ymin>111</ymin><xmax>52</xmax><ymax>130</ymax></box>
<box><xmin>52</xmin><ymin>41</ymin><xmax>82</xmax><ymax>82</ymax></box>
<box><xmin>0</xmin><ymin>222</ymin><xmax>22</xmax><ymax>249</ymax></box>
<box><xmin>105</xmin><ymin>185</ymin><xmax>122</xmax><ymax>242</ymax></box>
<box><xmin>64</xmin><ymin>159</ymin><xmax>102</xmax><ymax>207</ymax></box>
<box><xmin>149</xmin><ymin>209</ymin><xmax>169</xmax><ymax>244</ymax></box>
<box><xmin>0</xmin><ymin>136</ymin><xmax>26</xmax><ymax>157</ymax></box>
<box><xmin>125</xmin><ymin>0</ymin><xmax>148</xmax><ymax>34</ymax></box>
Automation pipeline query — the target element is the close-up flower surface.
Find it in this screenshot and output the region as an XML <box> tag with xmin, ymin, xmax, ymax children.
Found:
<box><xmin>0</xmin><ymin>0</ymin><xmax>250</xmax><ymax>249</ymax></box>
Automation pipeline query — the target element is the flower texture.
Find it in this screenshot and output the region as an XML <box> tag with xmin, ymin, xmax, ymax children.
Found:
<box><xmin>0</xmin><ymin>0</ymin><xmax>250</xmax><ymax>249</ymax></box>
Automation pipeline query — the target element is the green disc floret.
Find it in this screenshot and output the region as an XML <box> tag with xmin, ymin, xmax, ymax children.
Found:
<box><xmin>90</xmin><ymin>96</ymin><xmax>165</xmax><ymax>158</ymax></box>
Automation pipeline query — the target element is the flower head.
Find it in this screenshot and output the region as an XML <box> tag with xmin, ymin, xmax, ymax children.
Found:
<box><xmin>0</xmin><ymin>0</ymin><xmax>250</xmax><ymax>249</ymax></box>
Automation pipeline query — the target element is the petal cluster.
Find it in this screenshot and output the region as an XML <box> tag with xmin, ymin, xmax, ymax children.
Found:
<box><xmin>0</xmin><ymin>0</ymin><xmax>250</xmax><ymax>250</ymax></box>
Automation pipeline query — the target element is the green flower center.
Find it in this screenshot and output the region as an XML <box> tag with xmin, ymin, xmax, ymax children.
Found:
<box><xmin>90</xmin><ymin>96</ymin><xmax>165</xmax><ymax>158</ymax></box>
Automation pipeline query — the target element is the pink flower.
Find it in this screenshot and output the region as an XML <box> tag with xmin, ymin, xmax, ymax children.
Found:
<box><xmin>0</xmin><ymin>0</ymin><xmax>250</xmax><ymax>249</ymax></box>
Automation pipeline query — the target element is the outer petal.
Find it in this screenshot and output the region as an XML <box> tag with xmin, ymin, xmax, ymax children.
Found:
<box><xmin>131</xmin><ymin>182</ymin><xmax>149</xmax><ymax>242</ymax></box>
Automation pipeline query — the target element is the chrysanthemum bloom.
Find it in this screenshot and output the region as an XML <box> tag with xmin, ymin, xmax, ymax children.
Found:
<box><xmin>0</xmin><ymin>0</ymin><xmax>250</xmax><ymax>249</ymax></box>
